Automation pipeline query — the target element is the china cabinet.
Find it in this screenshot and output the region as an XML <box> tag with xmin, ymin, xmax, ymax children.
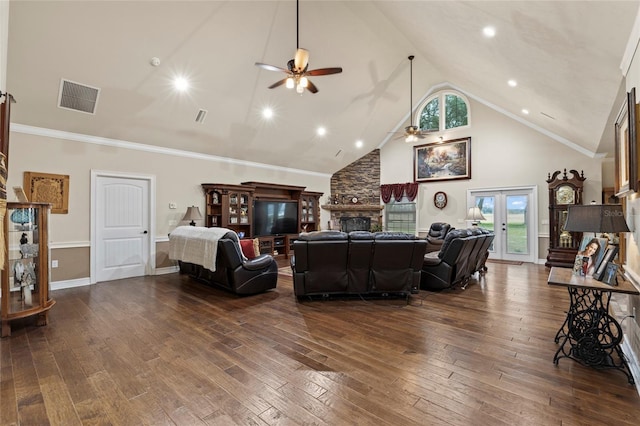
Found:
<box><xmin>545</xmin><ymin>169</ymin><xmax>586</xmax><ymax>268</ymax></box>
<box><xmin>1</xmin><ymin>202</ymin><xmax>55</xmax><ymax>337</ymax></box>
<box><xmin>300</xmin><ymin>191</ymin><xmax>322</xmax><ymax>232</ymax></box>
<box><xmin>202</xmin><ymin>184</ymin><xmax>254</xmax><ymax>237</ymax></box>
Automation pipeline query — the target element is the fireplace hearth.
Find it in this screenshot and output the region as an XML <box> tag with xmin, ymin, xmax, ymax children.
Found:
<box><xmin>340</xmin><ymin>216</ymin><xmax>371</xmax><ymax>232</ymax></box>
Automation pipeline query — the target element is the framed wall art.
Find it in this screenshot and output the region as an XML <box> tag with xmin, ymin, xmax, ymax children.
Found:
<box><xmin>23</xmin><ymin>171</ymin><xmax>69</xmax><ymax>214</ymax></box>
<box><xmin>614</xmin><ymin>87</ymin><xmax>638</xmax><ymax>196</ymax></box>
<box><xmin>414</xmin><ymin>137</ymin><xmax>471</xmax><ymax>183</ymax></box>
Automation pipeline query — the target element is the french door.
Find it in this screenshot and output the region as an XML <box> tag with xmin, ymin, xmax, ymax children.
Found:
<box><xmin>468</xmin><ymin>187</ymin><xmax>537</xmax><ymax>263</ymax></box>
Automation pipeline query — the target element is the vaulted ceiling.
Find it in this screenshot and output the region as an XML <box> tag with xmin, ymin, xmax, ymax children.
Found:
<box><xmin>6</xmin><ymin>1</ymin><xmax>638</xmax><ymax>174</ymax></box>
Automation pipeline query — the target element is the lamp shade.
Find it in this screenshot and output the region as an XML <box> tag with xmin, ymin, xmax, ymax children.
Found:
<box><xmin>182</xmin><ymin>206</ymin><xmax>203</xmax><ymax>226</ymax></box>
<box><xmin>464</xmin><ymin>206</ymin><xmax>486</xmax><ymax>222</ymax></box>
<box><xmin>564</xmin><ymin>204</ymin><xmax>630</xmax><ymax>233</ymax></box>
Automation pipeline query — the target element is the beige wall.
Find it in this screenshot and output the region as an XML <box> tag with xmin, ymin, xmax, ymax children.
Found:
<box><xmin>380</xmin><ymin>95</ymin><xmax>604</xmax><ymax>246</ymax></box>
<box><xmin>6</xmin><ymin>129</ymin><xmax>331</xmax><ymax>283</ymax></box>
<box><xmin>622</xmin><ymin>19</ymin><xmax>640</xmax><ymax>369</ymax></box>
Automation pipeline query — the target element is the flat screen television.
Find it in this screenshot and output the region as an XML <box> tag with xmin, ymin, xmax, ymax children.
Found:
<box><xmin>253</xmin><ymin>200</ymin><xmax>299</xmax><ymax>236</ymax></box>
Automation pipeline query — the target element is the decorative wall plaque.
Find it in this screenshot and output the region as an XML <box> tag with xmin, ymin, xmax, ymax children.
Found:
<box><xmin>23</xmin><ymin>171</ymin><xmax>69</xmax><ymax>214</ymax></box>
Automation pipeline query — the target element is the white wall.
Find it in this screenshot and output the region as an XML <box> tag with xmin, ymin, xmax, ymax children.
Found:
<box><xmin>381</xmin><ymin>95</ymin><xmax>604</xmax><ymax>237</ymax></box>
<box><xmin>6</xmin><ymin>129</ymin><xmax>331</xmax><ymax>244</ymax></box>
<box><xmin>0</xmin><ymin>0</ymin><xmax>8</xmax><ymax>90</ymax></box>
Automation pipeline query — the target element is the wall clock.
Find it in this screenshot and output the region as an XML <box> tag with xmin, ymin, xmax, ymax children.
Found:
<box><xmin>434</xmin><ymin>191</ymin><xmax>447</xmax><ymax>209</ymax></box>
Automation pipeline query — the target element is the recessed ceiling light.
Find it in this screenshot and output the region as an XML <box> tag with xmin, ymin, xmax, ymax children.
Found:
<box><xmin>508</xmin><ymin>79</ymin><xmax>517</xmax><ymax>87</ymax></box>
<box><xmin>262</xmin><ymin>108</ymin><xmax>273</xmax><ymax>119</ymax></box>
<box><xmin>317</xmin><ymin>127</ymin><xmax>327</xmax><ymax>136</ymax></box>
<box><xmin>174</xmin><ymin>76</ymin><xmax>189</xmax><ymax>92</ymax></box>
<box><xmin>483</xmin><ymin>26</ymin><xmax>496</xmax><ymax>38</ymax></box>
<box><xmin>522</xmin><ymin>109</ymin><xmax>529</xmax><ymax>115</ymax></box>
<box><xmin>355</xmin><ymin>140</ymin><xmax>363</xmax><ymax>148</ymax></box>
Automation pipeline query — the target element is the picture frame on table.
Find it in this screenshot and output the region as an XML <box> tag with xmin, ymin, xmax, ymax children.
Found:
<box><xmin>614</xmin><ymin>87</ymin><xmax>638</xmax><ymax>197</ymax></box>
<box><xmin>593</xmin><ymin>245</ymin><xmax>619</xmax><ymax>281</ymax></box>
<box><xmin>577</xmin><ymin>236</ymin><xmax>607</xmax><ymax>276</ymax></box>
<box><xmin>414</xmin><ymin>137</ymin><xmax>471</xmax><ymax>182</ymax></box>
<box><xmin>602</xmin><ymin>262</ymin><xmax>619</xmax><ymax>286</ymax></box>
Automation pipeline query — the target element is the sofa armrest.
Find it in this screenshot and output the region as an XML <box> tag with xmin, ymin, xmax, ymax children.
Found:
<box><xmin>243</xmin><ymin>254</ymin><xmax>275</xmax><ymax>271</ymax></box>
<box><xmin>423</xmin><ymin>251</ymin><xmax>442</xmax><ymax>267</ymax></box>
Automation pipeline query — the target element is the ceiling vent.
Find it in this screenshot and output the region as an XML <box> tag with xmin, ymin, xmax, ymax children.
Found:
<box><xmin>58</xmin><ymin>79</ymin><xmax>100</xmax><ymax>114</ymax></box>
<box><xmin>195</xmin><ymin>109</ymin><xmax>207</xmax><ymax>123</ymax></box>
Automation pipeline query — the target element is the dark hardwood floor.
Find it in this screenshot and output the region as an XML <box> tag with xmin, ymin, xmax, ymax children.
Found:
<box><xmin>2</xmin><ymin>261</ymin><xmax>640</xmax><ymax>425</ymax></box>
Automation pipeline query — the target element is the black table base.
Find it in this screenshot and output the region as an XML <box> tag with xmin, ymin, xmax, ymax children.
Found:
<box><xmin>554</xmin><ymin>287</ymin><xmax>634</xmax><ymax>384</ymax></box>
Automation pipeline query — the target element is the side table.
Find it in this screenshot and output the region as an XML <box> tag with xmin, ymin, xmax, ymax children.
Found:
<box><xmin>547</xmin><ymin>267</ymin><xmax>638</xmax><ymax>384</ymax></box>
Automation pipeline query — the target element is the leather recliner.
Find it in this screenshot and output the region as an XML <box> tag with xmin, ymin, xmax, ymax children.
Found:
<box><xmin>178</xmin><ymin>231</ymin><xmax>278</xmax><ymax>295</ymax></box>
<box><xmin>420</xmin><ymin>228</ymin><xmax>494</xmax><ymax>291</ymax></box>
<box><xmin>425</xmin><ymin>222</ymin><xmax>452</xmax><ymax>253</ymax></box>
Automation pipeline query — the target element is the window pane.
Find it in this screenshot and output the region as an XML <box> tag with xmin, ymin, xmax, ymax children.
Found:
<box><xmin>419</xmin><ymin>98</ymin><xmax>439</xmax><ymax>131</ymax></box>
<box><xmin>445</xmin><ymin>94</ymin><xmax>468</xmax><ymax>129</ymax></box>
<box><xmin>385</xmin><ymin>200</ymin><xmax>416</xmax><ymax>234</ymax></box>
<box><xmin>506</xmin><ymin>195</ymin><xmax>528</xmax><ymax>255</ymax></box>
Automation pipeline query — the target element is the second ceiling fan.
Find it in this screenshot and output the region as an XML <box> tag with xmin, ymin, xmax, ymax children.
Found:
<box><xmin>395</xmin><ymin>55</ymin><xmax>433</xmax><ymax>142</ymax></box>
<box><xmin>255</xmin><ymin>0</ymin><xmax>342</xmax><ymax>94</ymax></box>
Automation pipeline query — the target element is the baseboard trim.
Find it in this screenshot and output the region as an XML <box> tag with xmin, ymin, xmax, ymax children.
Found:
<box><xmin>621</xmin><ymin>339</ymin><xmax>640</xmax><ymax>395</ymax></box>
<box><xmin>155</xmin><ymin>266</ymin><xmax>179</xmax><ymax>275</ymax></box>
<box><xmin>51</xmin><ymin>277</ymin><xmax>93</xmax><ymax>291</ymax></box>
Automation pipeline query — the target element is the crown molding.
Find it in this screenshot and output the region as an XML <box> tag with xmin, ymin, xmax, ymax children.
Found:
<box><xmin>10</xmin><ymin>124</ymin><xmax>331</xmax><ymax>179</ymax></box>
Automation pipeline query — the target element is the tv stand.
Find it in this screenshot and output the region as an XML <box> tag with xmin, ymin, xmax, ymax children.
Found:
<box><xmin>201</xmin><ymin>182</ymin><xmax>322</xmax><ymax>240</ymax></box>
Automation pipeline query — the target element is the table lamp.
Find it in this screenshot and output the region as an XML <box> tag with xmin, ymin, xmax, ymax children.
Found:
<box><xmin>564</xmin><ymin>204</ymin><xmax>630</xmax><ymax>236</ymax></box>
<box><xmin>182</xmin><ymin>206</ymin><xmax>203</xmax><ymax>226</ymax></box>
<box><xmin>464</xmin><ymin>206</ymin><xmax>486</xmax><ymax>227</ymax></box>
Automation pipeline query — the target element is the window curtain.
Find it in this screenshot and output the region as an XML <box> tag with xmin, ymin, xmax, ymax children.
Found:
<box><xmin>380</xmin><ymin>182</ymin><xmax>419</xmax><ymax>203</ymax></box>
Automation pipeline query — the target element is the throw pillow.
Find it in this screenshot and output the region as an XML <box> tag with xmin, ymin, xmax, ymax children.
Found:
<box><xmin>252</xmin><ymin>238</ymin><xmax>260</xmax><ymax>258</ymax></box>
<box><xmin>239</xmin><ymin>239</ymin><xmax>257</xmax><ymax>260</ymax></box>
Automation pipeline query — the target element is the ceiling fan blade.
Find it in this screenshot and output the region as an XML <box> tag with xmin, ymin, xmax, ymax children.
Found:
<box><xmin>255</xmin><ymin>62</ymin><xmax>288</xmax><ymax>73</ymax></box>
<box><xmin>294</xmin><ymin>48</ymin><xmax>309</xmax><ymax>71</ymax></box>
<box><xmin>306</xmin><ymin>79</ymin><xmax>319</xmax><ymax>94</ymax></box>
<box><xmin>306</xmin><ymin>67</ymin><xmax>343</xmax><ymax>76</ymax></box>
<box><xmin>268</xmin><ymin>78</ymin><xmax>290</xmax><ymax>89</ymax></box>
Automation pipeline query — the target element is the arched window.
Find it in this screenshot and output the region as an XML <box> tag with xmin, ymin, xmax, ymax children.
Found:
<box><xmin>417</xmin><ymin>91</ymin><xmax>470</xmax><ymax>132</ymax></box>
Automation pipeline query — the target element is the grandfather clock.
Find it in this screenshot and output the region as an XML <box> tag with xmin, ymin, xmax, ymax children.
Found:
<box><xmin>545</xmin><ymin>169</ymin><xmax>585</xmax><ymax>267</ymax></box>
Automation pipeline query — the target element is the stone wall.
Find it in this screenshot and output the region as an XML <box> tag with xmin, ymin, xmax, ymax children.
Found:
<box><xmin>325</xmin><ymin>149</ymin><xmax>382</xmax><ymax>230</ymax></box>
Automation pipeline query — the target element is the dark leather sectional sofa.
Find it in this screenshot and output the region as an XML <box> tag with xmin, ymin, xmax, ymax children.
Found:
<box><xmin>177</xmin><ymin>231</ymin><xmax>278</xmax><ymax>295</ymax></box>
<box><xmin>420</xmin><ymin>227</ymin><xmax>494</xmax><ymax>291</ymax></box>
<box><xmin>291</xmin><ymin>230</ymin><xmax>427</xmax><ymax>298</ymax></box>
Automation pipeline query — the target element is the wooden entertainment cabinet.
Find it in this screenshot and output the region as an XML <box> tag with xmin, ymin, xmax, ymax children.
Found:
<box><xmin>201</xmin><ymin>182</ymin><xmax>322</xmax><ymax>258</ymax></box>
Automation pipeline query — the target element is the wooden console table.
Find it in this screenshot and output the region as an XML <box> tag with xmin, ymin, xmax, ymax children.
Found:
<box><xmin>547</xmin><ymin>267</ymin><xmax>638</xmax><ymax>384</ymax></box>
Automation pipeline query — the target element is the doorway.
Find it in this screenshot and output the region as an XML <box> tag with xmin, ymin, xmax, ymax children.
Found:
<box><xmin>90</xmin><ymin>171</ymin><xmax>156</xmax><ymax>283</ymax></box>
<box><xmin>468</xmin><ymin>187</ymin><xmax>538</xmax><ymax>263</ymax></box>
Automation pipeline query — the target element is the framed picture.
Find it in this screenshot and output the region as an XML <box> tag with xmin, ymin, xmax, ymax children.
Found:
<box><xmin>414</xmin><ymin>137</ymin><xmax>471</xmax><ymax>182</ymax></box>
<box><xmin>577</xmin><ymin>236</ymin><xmax>607</xmax><ymax>276</ymax></box>
<box><xmin>614</xmin><ymin>88</ymin><xmax>638</xmax><ymax>197</ymax></box>
<box><xmin>23</xmin><ymin>171</ymin><xmax>70</xmax><ymax>214</ymax></box>
<box><xmin>602</xmin><ymin>262</ymin><xmax>618</xmax><ymax>286</ymax></box>
<box><xmin>593</xmin><ymin>245</ymin><xmax>619</xmax><ymax>281</ymax></box>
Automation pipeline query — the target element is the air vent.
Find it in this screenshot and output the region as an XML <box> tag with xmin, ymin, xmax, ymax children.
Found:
<box><xmin>195</xmin><ymin>109</ymin><xmax>207</xmax><ymax>123</ymax></box>
<box><xmin>58</xmin><ymin>79</ymin><xmax>100</xmax><ymax>114</ymax></box>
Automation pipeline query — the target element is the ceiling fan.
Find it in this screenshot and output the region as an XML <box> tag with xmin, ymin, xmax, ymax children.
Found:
<box><xmin>394</xmin><ymin>55</ymin><xmax>433</xmax><ymax>142</ymax></box>
<box><xmin>254</xmin><ymin>0</ymin><xmax>342</xmax><ymax>94</ymax></box>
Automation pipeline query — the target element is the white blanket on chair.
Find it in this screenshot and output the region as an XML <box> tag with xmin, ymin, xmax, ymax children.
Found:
<box><xmin>168</xmin><ymin>226</ymin><xmax>233</xmax><ymax>272</ymax></box>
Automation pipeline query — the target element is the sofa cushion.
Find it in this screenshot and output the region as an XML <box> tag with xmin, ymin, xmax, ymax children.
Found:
<box><xmin>374</xmin><ymin>232</ymin><xmax>416</xmax><ymax>240</ymax></box>
<box><xmin>299</xmin><ymin>230</ymin><xmax>348</xmax><ymax>241</ymax></box>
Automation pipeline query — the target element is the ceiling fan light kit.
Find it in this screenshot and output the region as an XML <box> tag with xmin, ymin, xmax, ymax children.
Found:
<box><xmin>255</xmin><ymin>0</ymin><xmax>342</xmax><ymax>94</ymax></box>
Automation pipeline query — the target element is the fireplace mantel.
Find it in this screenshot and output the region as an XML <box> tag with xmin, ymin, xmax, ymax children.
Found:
<box><xmin>321</xmin><ymin>204</ymin><xmax>384</xmax><ymax>211</ymax></box>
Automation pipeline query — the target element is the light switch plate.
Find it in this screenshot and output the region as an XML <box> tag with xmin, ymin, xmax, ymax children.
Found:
<box><xmin>169</xmin><ymin>202</ymin><xmax>177</xmax><ymax>209</ymax></box>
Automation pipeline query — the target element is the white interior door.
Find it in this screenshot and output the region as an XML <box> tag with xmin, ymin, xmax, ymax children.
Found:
<box><xmin>469</xmin><ymin>187</ymin><xmax>537</xmax><ymax>263</ymax></box>
<box><xmin>92</xmin><ymin>172</ymin><xmax>154</xmax><ymax>282</ymax></box>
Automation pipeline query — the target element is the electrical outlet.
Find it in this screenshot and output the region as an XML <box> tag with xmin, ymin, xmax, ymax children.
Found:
<box><xmin>51</xmin><ymin>260</ymin><xmax>58</xmax><ymax>268</ymax></box>
<box><xmin>169</xmin><ymin>202</ymin><xmax>177</xmax><ymax>209</ymax></box>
